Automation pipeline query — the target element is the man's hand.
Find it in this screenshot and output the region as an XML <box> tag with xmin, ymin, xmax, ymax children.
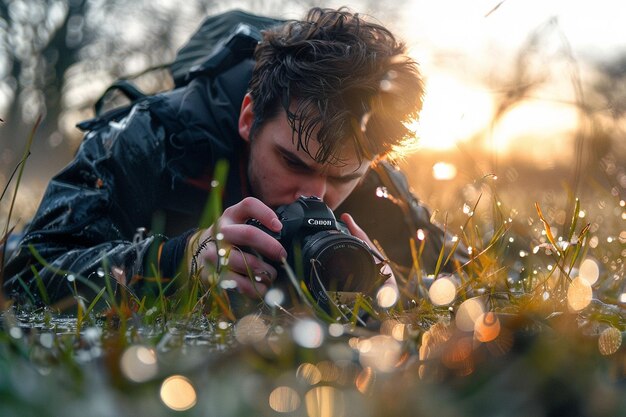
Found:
<box><xmin>187</xmin><ymin>197</ymin><xmax>287</xmax><ymax>298</ymax></box>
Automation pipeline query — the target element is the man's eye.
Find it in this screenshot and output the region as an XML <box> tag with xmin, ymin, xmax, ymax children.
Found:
<box><xmin>284</xmin><ymin>157</ymin><xmax>304</xmax><ymax>169</ymax></box>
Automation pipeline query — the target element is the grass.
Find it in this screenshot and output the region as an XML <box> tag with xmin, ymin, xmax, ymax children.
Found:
<box><xmin>1</xmin><ymin>104</ymin><xmax>625</xmax><ymax>416</ymax></box>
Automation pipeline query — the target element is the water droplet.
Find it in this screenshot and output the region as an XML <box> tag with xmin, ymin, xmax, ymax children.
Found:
<box><xmin>219</xmin><ymin>279</ymin><xmax>237</xmax><ymax>290</ymax></box>
<box><xmin>216</xmin><ymin>232</ymin><xmax>224</xmax><ymax>240</ymax></box>
<box><xmin>66</xmin><ymin>274</ymin><xmax>75</xmax><ymax>282</ymax></box>
<box><xmin>210</xmin><ymin>180</ymin><xmax>219</xmax><ymax>188</ymax></box>
<box><xmin>96</xmin><ymin>269</ymin><xmax>105</xmax><ymax>278</ymax></box>
<box><xmin>375</xmin><ymin>186</ymin><xmax>388</xmax><ymax>198</ymax></box>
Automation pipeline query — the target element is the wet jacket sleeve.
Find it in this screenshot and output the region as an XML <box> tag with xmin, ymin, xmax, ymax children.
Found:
<box><xmin>3</xmin><ymin>102</ymin><xmax>172</xmax><ymax>305</ymax></box>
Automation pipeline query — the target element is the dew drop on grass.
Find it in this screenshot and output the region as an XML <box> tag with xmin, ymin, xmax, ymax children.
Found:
<box><xmin>219</xmin><ymin>279</ymin><xmax>237</xmax><ymax>290</ymax></box>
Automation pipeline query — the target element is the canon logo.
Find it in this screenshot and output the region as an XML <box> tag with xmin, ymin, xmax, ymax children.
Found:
<box><xmin>307</xmin><ymin>218</ymin><xmax>332</xmax><ymax>226</ymax></box>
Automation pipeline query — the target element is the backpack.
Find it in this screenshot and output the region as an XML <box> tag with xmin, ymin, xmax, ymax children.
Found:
<box><xmin>80</xmin><ymin>9</ymin><xmax>282</xmax><ymax>129</ymax></box>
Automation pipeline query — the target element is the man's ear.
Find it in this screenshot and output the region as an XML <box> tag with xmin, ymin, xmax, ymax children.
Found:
<box><xmin>238</xmin><ymin>93</ymin><xmax>254</xmax><ymax>143</ymax></box>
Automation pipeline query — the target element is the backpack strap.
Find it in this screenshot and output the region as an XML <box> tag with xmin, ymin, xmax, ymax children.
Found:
<box><xmin>94</xmin><ymin>80</ymin><xmax>147</xmax><ymax>116</ymax></box>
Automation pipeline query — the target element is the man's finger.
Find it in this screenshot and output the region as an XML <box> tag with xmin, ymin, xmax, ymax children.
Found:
<box><xmin>220</xmin><ymin>223</ymin><xmax>287</xmax><ymax>261</ymax></box>
<box><xmin>222</xmin><ymin>197</ymin><xmax>282</xmax><ymax>232</ymax></box>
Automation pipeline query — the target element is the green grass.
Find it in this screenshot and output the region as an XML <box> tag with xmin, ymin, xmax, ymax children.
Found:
<box><xmin>1</xmin><ymin>120</ymin><xmax>625</xmax><ymax>417</ymax></box>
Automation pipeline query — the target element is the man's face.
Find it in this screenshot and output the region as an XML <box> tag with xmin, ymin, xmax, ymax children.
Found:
<box><xmin>238</xmin><ymin>94</ymin><xmax>371</xmax><ymax>210</ymax></box>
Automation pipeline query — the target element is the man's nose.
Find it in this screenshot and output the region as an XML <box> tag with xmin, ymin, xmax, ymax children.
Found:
<box><xmin>297</xmin><ymin>177</ymin><xmax>327</xmax><ymax>200</ymax></box>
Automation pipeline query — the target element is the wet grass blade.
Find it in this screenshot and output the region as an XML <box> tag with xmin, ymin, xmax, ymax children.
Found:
<box><xmin>30</xmin><ymin>265</ymin><xmax>50</xmax><ymax>305</ymax></box>
<box><xmin>2</xmin><ymin>115</ymin><xmax>41</xmax><ymax>240</ymax></box>
<box><xmin>535</xmin><ymin>202</ymin><xmax>562</xmax><ymax>256</ymax></box>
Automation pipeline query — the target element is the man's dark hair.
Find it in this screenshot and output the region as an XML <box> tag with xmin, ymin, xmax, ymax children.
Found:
<box><xmin>248</xmin><ymin>7</ymin><xmax>424</xmax><ymax>164</ymax></box>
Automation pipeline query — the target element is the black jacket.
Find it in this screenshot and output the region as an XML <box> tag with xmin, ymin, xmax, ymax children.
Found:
<box><xmin>3</xmin><ymin>59</ymin><xmax>462</xmax><ymax>306</ymax></box>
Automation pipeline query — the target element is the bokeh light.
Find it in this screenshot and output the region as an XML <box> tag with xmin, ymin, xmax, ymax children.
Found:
<box><xmin>442</xmin><ymin>336</ymin><xmax>473</xmax><ymax>370</ymax></box>
<box><xmin>474</xmin><ymin>312</ymin><xmax>501</xmax><ymax>343</ymax></box>
<box><xmin>355</xmin><ymin>367</ymin><xmax>375</xmax><ymax>395</ymax></box>
<box><xmin>305</xmin><ymin>386</ymin><xmax>344</xmax><ymax>417</ymax></box>
<box><xmin>359</xmin><ymin>335</ymin><xmax>402</xmax><ymax>372</ymax></box>
<box><xmin>455</xmin><ymin>297</ymin><xmax>486</xmax><ymax>332</ymax></box>
<box><xmin>328</xmin><ymin>323</ymin><xmax>344</xmax><ymax>337</ymax></box>
<box><xmin>234</xmin><ymin>314</ymin><xmax>268</xmax><ymax>344</ymax></box>
<box><xmin>269</xmin><ymin>386</ymin><xmax>301</xmax><ymax>413</ymax></box>
<box><xmin>120</xmin><ymin>345</ymin><xmax>158</xmax><ymax>383</ymax></box>
<box><xmin>429</xmin><ymin>275</ymin><xmax>457</xmax><ymax>306</ymax></box>
<box><xmin>567</xmin><ymin>277</ymin><xmax>593</xmax><ymax>312</ymax></box>
<box><xmin>296</xmin><ymin>363</ymin><xmax>322</xmax><ymax>385</ymax></box>
<box><xmin>316</xmin><ymin>361</ymin><xmax>341</xmax><ymax>382</ymax></box>
<box><xmin>293</xmin><ymin>319</ymin><xmax>324</xmax><ymax>348</ymax></box>
<box><xmin>376</xmin><ymin>284</ymin><xmax>399</xmax><ymax>308</ymax></box>
<box><xmin>579</xmin><ymin>258</ymin><xmax>600</xmax><ymax>285</ymax></box>
<box><xmin>598</xmin><ymin>327</ymin><xmax>622</xmax><ymax>356</ymax></box>
<box><xmin>160</xmin><ymin>375</ymin><xmax>197</xmax><ymax>411</ymax></box>
<box><xmin>265</xmin><ymin>288</ymin><xmax>285</xmax><ymax>306</ymax></box>
<box><xmin>432</xmin><ymin>162</ymin><xmax>458</xmax><ymax>180</ymax></box>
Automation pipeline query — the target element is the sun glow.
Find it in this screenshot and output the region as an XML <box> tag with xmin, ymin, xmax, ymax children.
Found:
<box><xmin>412</xmin><ymin>73</ymin><xmax>493</xmax><ymax>150</ymax></box>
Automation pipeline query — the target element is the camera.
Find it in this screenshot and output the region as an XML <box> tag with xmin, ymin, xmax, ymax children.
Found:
<box><xmin>247</xmin><ymin>196</ymin><xmax>382</xmax><ymax>306</ymax></box>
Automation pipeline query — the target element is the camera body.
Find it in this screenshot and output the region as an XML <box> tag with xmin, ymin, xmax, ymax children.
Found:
<box><xmin>248</xmin><ymin>196</ymin><xmax>380</xmax><ymax>305</ymax></box>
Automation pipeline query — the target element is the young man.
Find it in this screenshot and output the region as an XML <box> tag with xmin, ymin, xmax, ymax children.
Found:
<box><xmin>4</xmin><ymin>8</ymin><xmax>451</xmax><ymax>307</ymax></box>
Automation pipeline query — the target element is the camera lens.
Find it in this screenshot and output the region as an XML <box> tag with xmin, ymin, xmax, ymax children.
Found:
<box><xmin>302</xmin><ymin>231</ymin><xmax>378</xmax><ymax>302</ymax></box>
